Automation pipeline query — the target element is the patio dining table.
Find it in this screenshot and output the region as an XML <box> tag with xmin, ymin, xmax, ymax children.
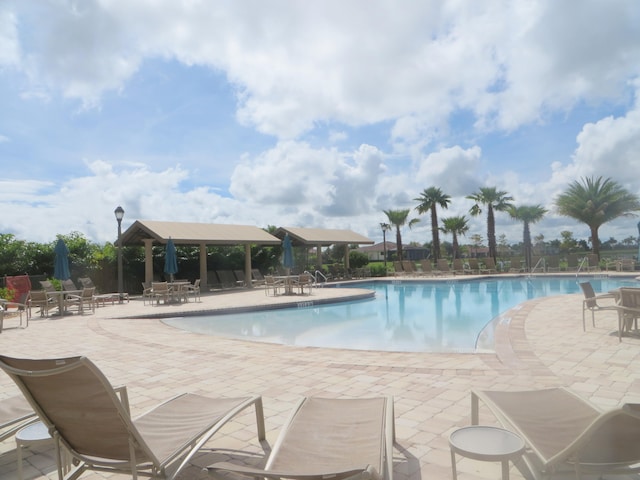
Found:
<box><xmin>46</xmin><ymin>290</ymin><xmax>81</xmax><ymax>316</ymax></box>
<box><xmin>274</xmin><ymin>275</ymin><xmax>299</xmax><ymax>295</ymax></box>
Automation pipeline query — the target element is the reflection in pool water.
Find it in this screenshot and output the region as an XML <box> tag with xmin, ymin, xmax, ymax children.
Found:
<box><xmin>162</xmin><ymin>276</ymin><xmax>637</xmax><ymax>353</ymax></box>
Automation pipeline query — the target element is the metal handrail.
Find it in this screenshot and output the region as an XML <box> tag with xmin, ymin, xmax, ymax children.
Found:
<box><xmin>575</xmin><ymin>256</ymin><xmax>588</xmax><ymax>276</ymax></box>
<box><xmin>530</xmin><ymin>257</ymin><xmax>545</xmax><ymax>273</ymax></box>
<box><xmin>311</xmin><ymin>270</ymin><xmax>327</xmax><ymax>287</ymax></box>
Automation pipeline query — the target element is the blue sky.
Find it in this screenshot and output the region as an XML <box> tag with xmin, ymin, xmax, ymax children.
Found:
<box><xmin>1</xmin><ymin>0</ymin><xmax>640</xmax><ymax>247</ymax></box>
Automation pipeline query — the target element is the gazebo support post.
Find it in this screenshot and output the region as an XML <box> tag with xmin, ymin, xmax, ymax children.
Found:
<box><xmin>199</xmin><ymin>243</ymin><xmax>208</xmax><ymax>288</ymax></box>
<box><xmin>245</xmin><ymin>244</ymin><xmax>252</xmax><ymax>288</ymax></box>
<box><xmin>144</xmin><ymin>239</ymin><xmax>154</xmax><ymax>284</ymax></box>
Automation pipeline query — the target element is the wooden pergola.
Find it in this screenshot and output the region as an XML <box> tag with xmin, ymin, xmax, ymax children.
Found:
<box><xmin>119</xmin><ymin>220</ymin><xmax>281</xmax><ymax>287</ymax></box>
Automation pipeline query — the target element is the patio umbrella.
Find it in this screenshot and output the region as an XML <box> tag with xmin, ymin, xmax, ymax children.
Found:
<box><xmin>164</xmin><ymin>238</ymin><xmax>178</xmax><ymax>282</ymax></box>
<box><xmin>53</xmin><ymin>238</ymin><xmax>71</xmax><ymax>280</ymax></box>
<box><xmin>282</xmin><ymin>233</ymin><xmax>294</xmax><ymax>274</ymax></box>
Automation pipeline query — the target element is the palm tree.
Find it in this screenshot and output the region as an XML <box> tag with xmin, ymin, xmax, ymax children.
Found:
<box><xmin>508</xmin><ymin>205</ymin><xmax>547</xmax><ymax>272</ymax></box>
<box><xmin>414</xmin><ymin>187</ymin><xmax>451</xmax><ymax>261</ymax></box>
<box><xmin>467</xmin><ymin>187</ymin><xmax>514</xmax><ymax>263</ymax></box>
<box><xmin>555</xmin><ymin>176</ymin><xmax>640</xmax><ymax>259</ymax></box>
<box><xmin>440</xmin><ymin>216</ymin><xmax>469</xmax><ymax>260</ymax></box>
<box><xmin>383</xmin><ymin>209</ymin><xmax>420</xmax><ymax>261</ymax></box>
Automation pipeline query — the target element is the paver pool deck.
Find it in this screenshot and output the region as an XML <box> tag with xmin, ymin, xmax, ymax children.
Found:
<box><xmin>1</xmin><ymin>274</ymin><xmax>640</xmax><ymax>480</ymax></box>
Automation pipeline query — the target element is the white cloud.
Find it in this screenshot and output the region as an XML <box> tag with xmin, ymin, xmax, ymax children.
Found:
<box><xmin>8</xmin><ymin>1</ymin><xmax>640</xmax><ymax>139</ymax></box>
<box><xmin>0</xmin><ymin>9</ymin><xmax>20</xmax><ymax>67</ymax></box>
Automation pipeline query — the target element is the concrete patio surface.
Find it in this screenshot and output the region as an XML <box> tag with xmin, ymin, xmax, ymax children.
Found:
<box><xmin>1</xmin><ymin>276</ymin><xmax>639</xmax><ymax>480</ymax></box>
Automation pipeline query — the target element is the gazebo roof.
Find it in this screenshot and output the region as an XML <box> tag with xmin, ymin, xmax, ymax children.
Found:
<box><xmin>273</xmin><ymin>227</ymin><xmax>374</xmax><ymax>247</ymax></box>
<box><xmin>120</xmin><ymin>220</ymin><xmax>281</xmax><ymax>246</ymax></box>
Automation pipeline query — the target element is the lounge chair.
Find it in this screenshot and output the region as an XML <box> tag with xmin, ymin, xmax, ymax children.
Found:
<box><xmin>0</xmin><ymin>394</ymin><xmax>37</xmax><ymax>443</ymax></box>
<box><xmin>480</xmin><ymin>257</ymin><xmax>498</xmax><ymax>274</ymax></box>
<box><xmin>401</xmin><ymin>260</ymin><xmax>417</xmax><ymax>276</ymax></box>
<box><xmin>466</xmin><ymin>258</ymin><xmax>480</xmax><ymax>274</ymax></box>
<box><xmin>251</xmin><ymin>269</ymin><xmax>266</xmax><ymax>286</ymax></box>
<box><xmin>471</xmin><ymin>387</ymin><xmax>640</xmax><ymax>480</ymax></box>
<box><xmin>451</xmin><ymin>258</ymin><xmax>467</xmax><ymax>275</ymax></box>
<box><xmin>544</xmin><ymin>255</ymin><xmax>561</xmax><ymax>272</ymax></box>
<box><xmin>436</xmin><ymin>259</ymin><xmax>452</xmax><ymax>275</ymax></box>
<box><xmin>208</xmin><ymin>396</ymin><xmax>395</xmax><ymax>480</ymax></box>
<box><xmin>508</xmin><ymin>257</ymin><xmax>525</xmax><ymax>273</ymax></box>
<box><xmin>61</xmin><ymin>278</ymin><xmax>79</xmax><ymax>292</ymax></box>
<box><xmin>586</xmin><ymin>254</ymin><xmax>601</xmax><ymax>272</ymax></box>
<box><xmin>415</xmin><ymin>261</ymin><xmax>433</xmax><ymax>276</ymax></box>
<box><xmin>579</xmin><ymin>282</ymin><xmax>617</xmax><ymax>331</ymax></box>
<box><xmin>0</xmin><ymin>355</ymin><xmax>265</xmax><ymax>480</ymax></box>
<box><xmin>393</xmin><ymin>261</ymin><xmax>404</xmax><ymax>276</ymax></box>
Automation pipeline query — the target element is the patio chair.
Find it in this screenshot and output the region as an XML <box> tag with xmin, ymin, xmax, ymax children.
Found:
<box><xmin>28</xmin><ymin>290</ymin><xmax>54</xmax><ymax>317</ymax></box>
<box><xmin>294</xmin><ymin>272</ymin><xmax>314</xmax><ymax>295</ymax></box>
<box><xmin>393</xmin><ymin>261</ymin><xmax>404</xmax><ymax>276</ymax></box>
<box><xmin>0</xmin><ymin>394</ymin><xmax>37</xmax><ymax>443</ymax></box>
<box><xmin>0</xmin><ymin>355</ymin><xmax>265</xmax><ymax>480</ymax></box>
<box><xmin>64</xmin><ymin>287</ymin><xmax>96</xmax><ymax>315</ymax></box>
<box><xmin>579</xmin><ymin>282</ymin><xmax>617</xmax><ymax>331</ymax></box>
<box><xmin>471</xmin><ymin>387</ymin><xmax>640</xmax><ymax>480</ymax></box>
<box><xmin>264</xmin><ymin>275</ymin><xmax>283</xmax><ymax>296</ymax></box>
<box><xmin>184</xmin><ymin>279</ymin><xmax>201</xmax><ymax>302</ymax></box>
<box><xmin>616</xmin><ymin>287</ymin><xmax>640</xmax><ymax>341</ymax></box>
<box><xmin>208</xmin><ymin>396</ymin><xmax>395</xmax><ymax>480</ymax></box>
<box><xmin>0</xmin><ymin>297</ymin><xmax>30</xmax><ymax>331</ymax></box>
<box><xmin>150</xmin><ymin>281</ymin><xmax>171</xmax><ymax>305</ymax></box>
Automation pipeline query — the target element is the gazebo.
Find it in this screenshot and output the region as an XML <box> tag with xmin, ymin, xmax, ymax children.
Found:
<box><xmin>119</xmin><ymin>220</ymin><xmax>281</xmax><ymax>287</ymax></box>
<box><xmin>273</xmin><ymin>227</ymin><xmax>374</xmax><ymax>271</ymax></box>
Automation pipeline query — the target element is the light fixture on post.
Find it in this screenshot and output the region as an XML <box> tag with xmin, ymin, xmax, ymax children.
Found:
<box><xmin>380</xmin><ymin>223</ymin><xmax>391</xmax><ymax>269</ymax></box>
<box><xmin>114</xmin><ymin>206</ymin><xmax>125</xmax><ymax>303</ymax></box>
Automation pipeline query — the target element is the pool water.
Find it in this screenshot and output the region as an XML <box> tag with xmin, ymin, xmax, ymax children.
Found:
<box><xmin>163</xmin><ymin>276</ymin><xmax>638</xmax><ymax>353</ymax></box>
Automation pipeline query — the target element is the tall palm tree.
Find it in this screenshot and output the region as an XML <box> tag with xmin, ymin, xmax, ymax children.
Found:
<box><xmin>414</xmin><ymin>187</ymin><xmax>451</xmax><ymax>261</ymax></box>
<box><xmin>383</xmin><ymin>209</ymin><xmax>419</xmax><ymax>261</ymax></box>
<box><xmin>440</xmin><ymin>216</ymin><xmax>469</xmax><ymax>260</ymax></box>
<box><xmin>508</xmin><ymin>205</ymin><xmax>547</xmax><ymax>272</ymax></box>
<box><xmin>555</xmin><ymin>176</ymin><xmax>640</xmax><ymax>259</ymax></box>
<box><xmin>467</xmin><ymin>187</ymin><xmax>514</xmax><ymax>263</ymax></box>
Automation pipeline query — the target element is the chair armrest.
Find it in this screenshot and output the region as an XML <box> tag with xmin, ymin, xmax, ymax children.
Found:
<box><xmin>113</xmin><ymin>385</ymin><xmax>130</xmax><ymax>415</ymax></box>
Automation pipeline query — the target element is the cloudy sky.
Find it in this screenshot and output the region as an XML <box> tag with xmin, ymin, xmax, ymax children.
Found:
<box><xmin>1</xmin><ymin>0</ymin><xmax>640</xmax><ymax>248</ymax></box>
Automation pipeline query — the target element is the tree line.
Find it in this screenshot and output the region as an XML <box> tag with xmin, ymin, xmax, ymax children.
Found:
<box><xmin>382</xmin><ymin>176</ymin><xmax>640</xmax><ymax>271</ymax></box>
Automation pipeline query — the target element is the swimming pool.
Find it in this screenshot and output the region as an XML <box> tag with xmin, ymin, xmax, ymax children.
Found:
<box><xmin>163</xmin><ymin>276</ymin><xmax>638</xmax><ymax>353</ymax></box>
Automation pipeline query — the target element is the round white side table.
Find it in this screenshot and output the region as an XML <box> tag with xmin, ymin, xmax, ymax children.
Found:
<box><xmin>449</xmin><ymin>425</ymin><xmax>525</xmax><ymax>480</ymax></box>
<box><xmin>15</xmin><ymin>421</ymin><xmax>70</xmax><ymax>480</ymax></box>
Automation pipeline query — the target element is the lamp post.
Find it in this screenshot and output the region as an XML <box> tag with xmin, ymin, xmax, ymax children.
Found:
<box><xmin>380</xmin><ymin>223</ymin><xmax>391</xmax><ymax>269</ymax></box>
<box><xmin>114</xmin><ymin>206</ymin><xmax>125</xmax><ymax>303</ymax></box>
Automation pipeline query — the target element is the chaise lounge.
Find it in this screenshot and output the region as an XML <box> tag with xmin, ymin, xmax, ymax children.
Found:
<box><xmin>471</xmin><ymin>387</ymin><xmax>640</xmax><ymax>479</ymax></box>
<box><xmin>0</xmin><ymin>355</ymin><xmax>265</xmax><ymax>480</ymax></box>
<box><xmin>208</xmin><ymin>396</ymin><xmax>395</xmax><ymax>480</ymax></box>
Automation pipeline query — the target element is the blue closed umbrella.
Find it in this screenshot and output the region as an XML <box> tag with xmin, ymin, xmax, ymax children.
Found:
<box><xmin>282</xmin><ymin>234</ymin><xmax>294</xmax><ymax>274</ymax></box>
<box><xmin>53</xmin><ymin>238</ymin><xmax>71</xmax><ymax>280</ymax></box>
<box><xmin>164</xmin><ymin>238</ymin><xmax>178</xmax><ymax>281</ymax></box>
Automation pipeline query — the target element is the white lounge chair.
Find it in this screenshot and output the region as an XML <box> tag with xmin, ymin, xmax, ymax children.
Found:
<box><xmin>208</xmin><ymin>396</ymin><xmax>395</xmax><ymax>480</ymax></box>
<box><xmin>472</xmin><ymin>387</ymin><xmax>640</xmax><ymax>479</ymax></box>
<box><xmin>0</xmin><ymin>355</ymin><xmax>265</xmax><ymax>480</ymax></box>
